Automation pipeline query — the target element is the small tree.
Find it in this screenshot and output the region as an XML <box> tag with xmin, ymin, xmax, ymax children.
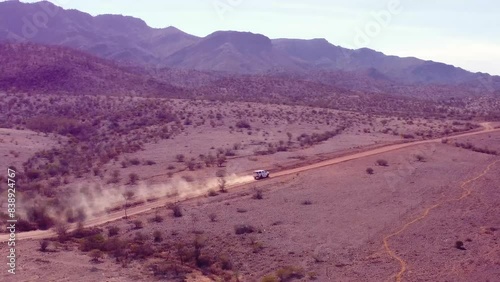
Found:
<box><xmin>109</xmin><ymin>170</ymin><xmax>121</xmax><ymax>184</ymax></box>
<box><xmin>217</xmin><ymin>155</ymin><xmax>227</xmax><ymax>167</ymax></box>
<box><xmin>218</xmin><ymin>177</ymin><xmax>227</xmax><ymax>193</ymax></box>
<box><xmin>56</xmin><ymin>222</ymin><xmax>70</xmax><ymax>242</ymax></box>
<box><xmin>128</xmin><ymin>173</ymin><xmax>139</xmax><ymax>185</ymax></box>
<box><xmin>123</xmin><ymin>191</ymin><xmax>135</xmax><ymax>219</ymax></box>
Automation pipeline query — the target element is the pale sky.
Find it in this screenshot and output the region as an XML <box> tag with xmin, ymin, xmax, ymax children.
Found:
<box><xmin>17</xmin><ymin>0</ymin><xmax>500</xmax><ymax>75</ymax></box>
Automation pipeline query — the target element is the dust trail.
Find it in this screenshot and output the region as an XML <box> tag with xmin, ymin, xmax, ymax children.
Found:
<box><xmin>60</xmin><ymin>173</ymin><xmax>255</xmax><ymax>221</ymax></box>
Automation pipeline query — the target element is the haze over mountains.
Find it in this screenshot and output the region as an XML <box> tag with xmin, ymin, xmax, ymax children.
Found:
<box><xmin>0</xmin><ymin>0</ymin><xmax>499</xmax><ymax>97</ymax></box>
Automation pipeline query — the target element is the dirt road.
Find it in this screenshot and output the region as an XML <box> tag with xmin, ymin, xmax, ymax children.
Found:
<box><xmin>2</xmin><ymin>123</ymin><xmax>498</xmax><ymax>242</ymax></box>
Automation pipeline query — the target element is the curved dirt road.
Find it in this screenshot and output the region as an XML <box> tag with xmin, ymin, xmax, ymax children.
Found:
<box><xmin>2</xmin><ymin>123</ymin><xmax>498</xmax><ymax>242</ymax></box>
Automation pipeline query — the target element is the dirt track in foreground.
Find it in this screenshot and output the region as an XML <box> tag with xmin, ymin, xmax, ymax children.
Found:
<box><xmin>2</xmin><ymin>123</ymin><xmax>498</xmax><ymax>243</ymax></box>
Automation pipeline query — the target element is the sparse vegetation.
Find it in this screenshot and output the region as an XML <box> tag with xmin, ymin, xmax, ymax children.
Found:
<box><xmin>234</xmin><ymin>224</ymin><xmax>256</xmax><ymax>235</ymax></box>
<box><xmin>252</xmin><ymin>188</ymin><xmax>264</xmax><ymax>200</ymax></box>
<box><xmin>170</xmin><ymin>203</ymin><xmax>183</xmax><ymax>218</ymax></box>
<box><xmin>376</xmin><ymin>159</ymin><xmax>389</xmax><ymax>167</ymax></box>
<box><xmin>108</xmin><ymin>226</ymin><xmax>120</xmax><ymax>237</ymax></box>
<box><xmin>39</xmin><ymin>240</ymin><xmax>50</xmax><ymax>252</ymax></box>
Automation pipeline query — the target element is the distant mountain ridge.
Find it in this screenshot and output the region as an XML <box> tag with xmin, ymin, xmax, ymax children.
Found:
<box><xmin>0</xmin><ymin>1</ymin><xmax>499</xmax><ymax>96</ymax></box>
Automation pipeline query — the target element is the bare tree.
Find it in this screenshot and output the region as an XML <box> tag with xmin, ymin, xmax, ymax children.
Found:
<box><xmin>123</xmin><ymin>191</ymin><xmax>135</xmax><ymax>219</ymax></box>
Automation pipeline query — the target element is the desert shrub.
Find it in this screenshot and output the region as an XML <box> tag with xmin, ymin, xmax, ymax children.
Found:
<box><xmin>261</xmin><ymin>275</ymin><xmax>279</xmax><ymax>282</ymax></box>
<box><xmin>151</xmin><ymin>212</ymin><xmax>164</xmax><ymax>223</ymax></box>
<box><xmin>308</xmin><ymin>271</ymin><xmax>318</xmax><ymax>280</ymax></box>
<box><xmin>55</xmin><ymin>222</ymin><xmax>70</xmax><ymax>242</ymax></box>
<box><xmin>132</xmin><ymin>220</ymin><xmax>144</xmax><ymax>229</ymax></box>
<box><xmin>26</xmin><ymin>170</ymin><xmax>42</xmax><ymax>181</ymax></box>
<box><xmin>39</xmin><ymin>240</ymin><xmax>50</xmax><ymax>252</ymax></box>
<box><xmin>208</xmin><ymin>213</ymin><xmax>217</xmax><ymax>222</ymax></box>
<box><xmin>108</xmin><ymin>170</ymin><xmax>121</xmax><ymax>184</ymax></box>
<box><xmin>455</xmin><ymin>241</ymin><xmax>466</xmax><ymax>250</ymax></box>
<box><xmin>302</xmin><ymin>200</ymin><xmax>313</xmax><ymax>205</ymax></box>
<box><xmin>144</xmin><ymin>160</ymin><xmax>156</xmax><ymax>166</ymax></box>
<box><xmin>217</xmin><ymin>155</ymin><xmax>226</xmax><ymax>167</ymax></box>
<box><xmin>415</xmin><ymin>155</ymin><xmax>426</xmax><ymax>162</ymax></box>
<box><xmin>276</xmin><ymin>266</ymin><xmax>305</xmax><ymax>281</ymax></box>
<box><xmin>26</xmin><ymin>205</ymin><xmax>54</xmax><ymax>230</ymax></box>
<box><xmin>402</xmin><ymin>134</ymin><xmax>415</xmax><ymax>139</ymax></box>
<box><xmin>218</xmin><ymin>177</ymin><xmax>227</xmax><ymax>193</ymax></box>
<box><xmin>237</xmin><ymin>208</ymin><xmax>248</xmax><ymax>213</ymax></box>
<box><xmin>252</xmin><ymin>189</ymin><xmax>264</xmax><ymax>200</ymax></box>
<box><xmin>236</xmin><ymin>120</ymin><xmax>251</xmax><ymax>129</ymax></box>
<box><xmin>129</xmin><ymin>158</ymin><xmax>141</xmax><ymax>166</ymax></box>
<box><xmin>72</xmin><ymin>224</ymin><xmax>103</xmax><ymax>239</ymax></box>
<box><xmin>89</xmin><ymin>249</ymin><xmax>103</xmax><ymax>263</ymax></box>
<box><xmin>17</xmin><ymin>218</ymin><xmax>37</xmax><ymax>232</ymax></box>
<box><xmin>133</xmin><ymin>232</ymin><xmax>150</xmax><ymax>244</ymax></box>
<box><xmin>234</xmin><ymin>224</ymin><xmax>255</xmax><ymax>235</ymax></box>
<box><xmin>176</xmin><ymin>154</ymin><xmax>185</xmax><ymax>163</ymax></box>
<box><xmin>207</xmin><ymin>189</ymin><xmax>218</xmax><ymax>197</ymax></box>
<box><xmin>80</xmin><ymin>233</ymin><xmax>106</xmax><ymax>252</ymax></box>
<box><xmin>170</xmin><ymin>204</ymin><xmax>183</xmax><ymax>218</ymax></box>
<box><xmin>153</xmin><ymin>231</ymin><xmax>163</xmax><ymax>243</ymax></box>
<box><xmin>376</xmin><ymin>159</ymin><xmax>389</xmax><ymax>166</ymax></box>
<box><xmin>219</xmin><ymin>254</ymin><xmax>233</xmax><ymax>270</ymax></box>
<box><xmin>366</xmin><ymin>168</ymin><xmax>374</xmax><ymax>174</ymax></box>
<box><xmin>128</xmin><ymin>173</ymin><xmax>139</xmax><ymax>185</ymax></box>
<box><xmin>193</xmin><ymin>235</ymin><xmax>208</xmax><ymax>267</ymax></box>
<box><xmin>187</xmin><ymin>160</ymin><xmax>197</xmax><ymax>171</ymax></box>
<box><xmin>108</xmin><ymin>226</ymin><xmax>120</xmax><ymax>237</ymax></box>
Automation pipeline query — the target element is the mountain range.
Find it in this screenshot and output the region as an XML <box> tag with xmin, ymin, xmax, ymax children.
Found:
<box><xmin>0</xmin><ymin>0</ymin><xmax>499</xmax><ymax>97</ymax></box>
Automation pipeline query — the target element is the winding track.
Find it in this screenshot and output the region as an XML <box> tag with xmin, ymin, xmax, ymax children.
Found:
<box><xmin>382</xmin><ymin>159</ymin><xmax>499</xmax><ymax>282</ymax></box>
<box><xmin>1</xmin><ymin>123</ymin><xmax>498</xmax><ymax>243</ymax></box>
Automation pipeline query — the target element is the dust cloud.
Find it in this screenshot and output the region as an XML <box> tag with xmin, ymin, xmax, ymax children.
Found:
<box><xmin>59</xmin><ymin>173</ymin><xmax>255</xmax><ymax>221</ymax></box>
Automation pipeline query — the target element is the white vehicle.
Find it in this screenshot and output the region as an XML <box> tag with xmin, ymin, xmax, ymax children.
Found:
<box><xmin>254</xmin><ymin>170</ymin><xmax>270</xmax><ymax>180</ymax></box>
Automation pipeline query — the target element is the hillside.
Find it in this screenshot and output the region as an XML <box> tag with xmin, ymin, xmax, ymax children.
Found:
<box><xmin>0</xmin><ymin>43</ymin><xmax>184</xmax><ymax>96</ymax></box>
<box><xmin>1</xmin><ymin>1</ymin><xmax>499</xmax><ymax>96</ymax></box>
<box><xmin>0</xmin><ymin>0</ymin><xmax>198</xmax><ymax>65</ymax></box>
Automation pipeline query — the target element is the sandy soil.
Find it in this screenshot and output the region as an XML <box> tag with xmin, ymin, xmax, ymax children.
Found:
<box><xmin>1</xmin><ymin>128</ymin><xmax>498</xmax><ymax>282</ymax></box>
<box><xmin>0</xmin><ymin>128</ymin><xmax>59</xmax><ymax>170</ymax></box>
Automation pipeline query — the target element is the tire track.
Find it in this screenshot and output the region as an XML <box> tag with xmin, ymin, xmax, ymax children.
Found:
<box><xmin>383</xmin><ymin>159</ymin><xmax>499</xmax><ymax>282</ymax></box>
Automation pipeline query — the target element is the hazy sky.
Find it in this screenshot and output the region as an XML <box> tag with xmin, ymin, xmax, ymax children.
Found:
<box><xmin>18</xmin><ymin>0</ymin><xmax>500</xmax><ymax>75</ymax></box>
